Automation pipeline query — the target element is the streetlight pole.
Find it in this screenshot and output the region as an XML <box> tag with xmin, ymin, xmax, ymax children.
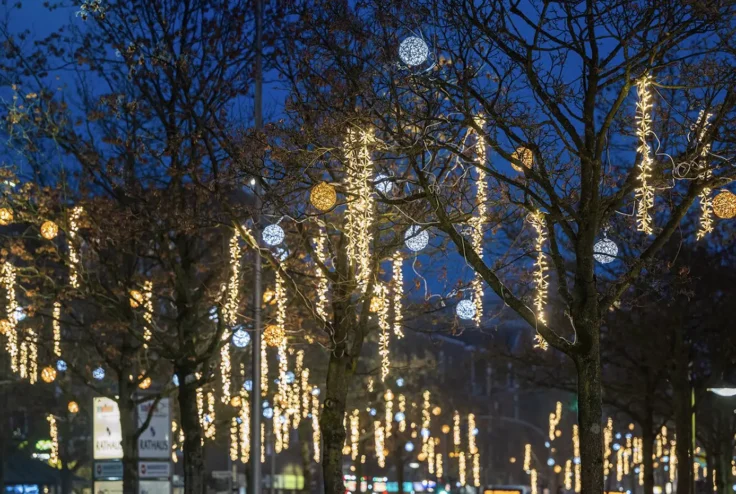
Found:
<box><xmin>249</xmin><ymin>0</ymin><xmax>263</xmax><ymax>493</ymax></box>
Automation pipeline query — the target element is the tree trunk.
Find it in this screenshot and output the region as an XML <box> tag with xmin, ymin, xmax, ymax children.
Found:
<box><xmin>395</xmin><ymin>446</ymin><xmax>405</xmax><ymax>494</ymax></box>
<box><xmin>178</xmin><ymin>372</ymin><xmax>206</xmax><ymax>494</ymax></box>
<box><xmin>673</xmin><ymin>320</ymin><xmax>692</xmax><ymax>494</ymax></box>
<box><xmin>641</xmin><ymin>412</ymin><xmax>655</xmax><ymax>494</ymax></box>
<box><xmin>575</xmin><ymin>348</ymin><xmax>604</xmax><ymax>494</ymax></box>
<box><xmin>320</xmin><ymin>352</ymin><xmax>354</xmax><ymax>494</ymax></box>
<box><xmin>298</xmin><ymin>420</ymin><xmax>313</xmax><ymax>492</ymax></box>
<box><xmin>118</xmin><ymin>380</ymin><xmax>139</xmax><ymax>494</ymax></box>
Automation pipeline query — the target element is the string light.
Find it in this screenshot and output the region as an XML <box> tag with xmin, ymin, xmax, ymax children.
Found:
<box><xmin>375</xmin><ymin>421</ymin><xmax>386</xmax><ymax>468</ymax></box>
<box><xmin>695</xmin><ymin>111</ymin><xmax>714</xmax><ymax>239</ymax></box>
<box><xmin>712</xmin><ymin>190</ymin><xmax>736</xmax><ymax>219</ymax></box>
<box><xmin>349</xmin><ymin>409</ymin><xmax>360</xmax><ymax>461</ymax></box>
<box><xmin>310</xmin><ymin>182</ymin><xmax>337</xmax><ymax>211</ymax></box>
<box><xmin>384</xmin><ymin>390</ymin><xmax>393</xmax><ymax>439</ymax></box>
<box><xmin>197</xmin><ymin>386</ymin><xmax>205</xmax><ymax>436</ymax></box>
<box><xmin>28</xmin><ymin>328</ymin><xmax>38</xmax><ymax>384</ymax></box>
<box><xmin>239</xmin><ymin>390</ymin><xmax>250</xmax><ymax>464</ymax></box>
<box><xmin>40</xmin><ymin>220</ymin><xmax>58</xmax><ymax>240</ymax></box>
<box><xmin>375</xmin><ymin>283</ymin><xmax>391</xmax><ymax>382</ymax></box>
<box><xmin>344</xmin><ymin>129</ymin><xmax>375</xmax><ymax>294</ymax></box>
<box><xmin>428</xmin><ymin>437</ymin><xmax>435</xmax><ymax>474</ymax></box>
<box><xmin>398</xmin><ymin>394</ymin><xmax>406</xmax><ymax>432</ymax></box>
<box><xmin>230</xmin><ymin>417</ymin><xmax>239</xmax><ymax>462</ymax></box>
<box><xmin>549</xmin><ymin>402</ymin><xmax>562</xmax><ymax>441</ymax></box>
<box><xmin>604</xmin><ymin>418</ymin><xmax>614</xmax><ymax>476</ymax></box>
<box><xmin>670</xmin><ymin>439</ymin><xmax>677</xmax><ymax>483</ymax></box>
<box><xmin>459</xmin><ymin>452</ymin><xmax>467</xmax><ymax>486</ymax></box>
<box><xmin>1</xmin><ymin>263</ymin><xmax>19</xmax><ymax>373</ymax></box>
<box><xmin>68</xmin><ymin>206</ymin><xmax>83</xmax><ymax>288</ymax></box>
<box><xmin>224</xmin><ymin>233</ymin><xmax>241</xmax><ymax>326</ymax></box>
<box><xmin>454</xmin><ymin>412</ymin><xmax>461</xmax><ymax>453</ymax></box>
<box><xmin>0</xmin><ymin>208</ymin><xmax>13</xmax><ymax>225</ymax></box>
<box><xmin>261</xmin><ymin>423</ymin><xmax>266</xmax><ymax>464</ymax></box>
<box><xmin>220</xmin><ymin>343</ymin><xmax>231</xmax><ymax>404</ymax></box>
<box><xmin>205</xmin><ymin>391</ymin><xmax>216</xmax><ymax>439</ymax></box>
<box><xmin>473</xmin><ymin>452</ymin><xmax>481</xmax><ymax>487</ymax></box>
<box><xmin>41</xmin><ymin>366</ymin><xmax>56</xmax><ymax>383</ymax></box>
<box><xmin>531</xmin><ymin>469</ymin><xmax>538</xmax><ymax>494</ymax></box>
<box><xmin>312</xmin><ymin>393</ymin><xmax>321</xmax><ymax>462</ymax></box>
<box><xmin>456</xmin><ymin>299</ymin><xmax>477</xmax><ymax>321</ymax></box>
<box><xmin>573</xmin><ymin>425</ymin><xmax>581</xmax><ymax>493</ymax></box>
<box><xmin>20</xmin><ymin>338</ymin><xmax>27</xmax><ymax>379</ymax></box>
<box><xmin>392</xmin><ymin>253</ymin><xmax>404</xmax><ymax>338</ymax></box>
<box><xmin>523</xmin><ymin>444</ymin><xmax>532</xmax><ymax>472</ymax></box>
<box><xmin>529</xmin><ymin>210</ymin><xmax>549</xmax><ymax>349</ymax></box>
<box><xmin>635</xmin><ymin>75</ymin><xmax>655</xmax><ymax>235</ymax></box>
<box><xmin>274</xmin><ymin>406</ymin><xmax>283</xmax><ymax>453</ymax></box>
<box><xmin>47</xmin><ymin>415</ymin><xmax>59</xmax><ymax>467</ymax></box>
<box><xmin>511</xmin><ymin>146</ymin><xmax>533</xmax><ymax>172</ymax></box>
<box><xmin>468</xmin><ymin>413</ymin><xmax>477</xmax><ymax>455</ymax></box>
<box><xmin>617</xmin><ymin>447</ymin><xmax>624</xmax><ymax>482</ymax></box>
<box><xmin>314</xmin><ymin>226</ymin><xmax>329</xmax><ymax>321</ymax></box>
<box><xmin>565</xmin><ymin>460</ymin><xmax>573</xmax><ymax>490</ymax></box>
<box><xmin>53</xmin><ymin>301</ymin><xmax>61</xmax><ymax>358</ymax></box>
<box><xmin>262</xmin><ymin>224</ymin><xmax>285</xmax><ymax>247</ymax></box>
<box><xmin>398</xmin><ymin>36</ymin><xmax>429</xmax><ymax>67</ymax></box>
<box><xmin>436</xmin><ymin>452</ymin><xmax>443</xmax><ymax>480</ymax></box>
<box><xmin>301</xmin><ymin>368</ymin><xmax>310</xmax><ymax>419</ymax></box>
<box><xmin>422</xmin><ymin>391</ymin><xmax>431</xmax><ymax>455</ymax></box>
<box><xmin>470</xmin><ymin>121</ymin><xmax>487</xmax><ymax>325</ymax></box>
<box><xmin>404</xmin><ymin>225</ymin><xmax>429</xmax><ymax>252</ymax></box>
<box><xmin>261</xmin><ymin>342</ymin><xmax>268</xmax><ymax>397</ymax></box>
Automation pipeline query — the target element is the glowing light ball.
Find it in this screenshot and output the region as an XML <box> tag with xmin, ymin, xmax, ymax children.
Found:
<box><xmin>263</xmin><ymin>324</ymin><xmax>285</xmax><ymax>347</ymax></box>
<box><xmin>398</xmin><ymin>36</ymin><xmax>429</xmax><ymax>66</ymax></box>
<box><xmin>262</xmin><ymin>224</ymin><xmax>285</xmax><ymax>246</ymax></box>
<box><xmin>231</xmin><ymin>396</ymin><xmax>242</xmax><ymax>407</ymax></box>
<box><xmin>92</xmin><ymin>366</ymin><xmax>105</xmax><ymax>380</ymax></box>
<box><xmin>404</xmin><ymin>225</ymin><xmax>429</xmax><ymax>252</ymax></box>
<box><xmin>285</xmin><ymin>371</ymin><xmax>296</xmax><ymax>384</ymax></box>
<box><xmin>40</xmin><ymin>221</ymin><xmax>59</xmax><ymax>240</ymax></box>
<box><xmin>0</xmin><ymin>208</ymin><xmax>13</xmax><ymax>225</ymax></box>
<box><xmin>432</xmin><ymin>406</ymin><xmax>442</xmax><ymax>416</ymax></box>
<box><xmin>68</xmin><ymin>401</ymin><xmax>79</xmax><ymax>414</ymax></box>
<box><xmin>511</xmin><ymin>146</ymin><xmax>534</xmax><ymax>172</ymax></box>
<box><xmin>274</xmin><ymin>246</ymin><xmax>289</xmax><ymax>262</ymax></box>
<box><xmin>138</xmin><ymin>376</ymin><xmax>152</xmax><ymax>389</ymax></box>
<box><xmin>310</xmin><ymin>182</ymin><xmax>337</xmax><ymax>211</ymax></box>
<box><xmin>405</xmin><ymin>441</ymin><xmax>415</xmax><ymax>452</ymax></box>
<box><xmin>263</xmin><ymin>408</ymin><xmax>274</xmax><ymax>419</ymax></box>
<box><xmin>56</xmin><ymin>360</ymin><xmax>68</xmax><ymax>372</ymax></box>
<box><xmin>713</xmin><ymin>190</ymin><xmax>736</xmax><ymax>219</ymax></box>
<box><xmin>593</xmin><ymin>237</ymin><xmax>618</xmax><ymax>264</ymax></box>
<box><xmin>41</xmin><ymin>366</ymin><xmax>57</xmax><ymax>383</ymax></box>
<box><xmin>441</xmin><ymin>425</ymin><xmax>451</xmax><ymax>434</ymax></box>
<box><xmin>311</xmin><ymin>387</ymin><xmax>320</xmax><ymax>396</ymax></box>
<box><xmin>232</xmin><ymin>328</ymin><xmax>251</xmax><ymax>348</ymax></box>
<box><xmin>374</xmin><ymin>173</ymin><xmax>394</xmax><ymax>194</ymax></box>
<box><xmin>456</xmin><ymin>299</ymin><xmax>477</xmax><ymax>320</ymax></box>
<box><xmin>0</xmin><ymin>319</ymin><xmax>11</xmax><ymax>335</ymax></box>
<box><xmin>173</xmin><ymin>374</ymin><xmax>180</xmax><ymax>387</ymax></box>
<box><xmin>129</xmin><ymin>289</ymin><xmax>144</xmax><ymax>308</ymax></box>
<box><xmin>262</xmin><ymin>288</ymin><xmax>276</xmax><ymax>305</ymax></box>
<box><xmin>394</xmin><ymin>412</ymin><xmax>406</xmax><ymax>422</ymax></box>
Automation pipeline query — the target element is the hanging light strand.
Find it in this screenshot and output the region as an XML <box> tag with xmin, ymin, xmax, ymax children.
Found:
<box><xmin>384</xmin><ymin>389</ymin><xmax>393</xmax><ymax>439</ymax></box>
<box><xmin>47</xmin><ymin>415</ymin><xmax>59</xmax><ymax>467</ymax></box>
<box><xmin>1</xmin><ymin>263</ymin><xmax>19</xmax><ymax>373</ymax></box>
<box><xmin>695</xmin><ymin>110</ymin><xmax>714</xmax><ymax>240</ymax></box>
<box><xmin>604</xmin><ymin>418</ymin><xmax>614</xmax><ymax>477</ymax></box>
<box><xmin>314</xmin><ymin>226</ymin><xmax>329</xmax><ymax>321</ymax></box>
<box><xmin>224</xmin><ymin>233</ymin><xmax>242</xmax><ymax>326</ymax></box>
<box><xmin>344</xmin><ymin>129</ymin><xmax>375</xmax><ymax>293</ymax></box>
<box><xmin>375</xmin><ymin>282</ymin><xmax>390</xmax><ymax>382</ymax></box>
<box><xmin>472</xmin><ymin>452</ymin><xmax>481</xmax><ymax>487</ymax></box>
<box><xmin>468</xmin><ymin>413</ymin><xmax>477</xmax><ymax>454</ymax></box>
<box><xmin>459</xmin><ymin>452</ymin><xmax>467</xmax><ymax>486</ymax></box>
<box><xmin>529</xmin><ymin>210</ymin><xmax>549</xmax><ymax>350</ymax></box>
<box><xmin>565</xmin><ymin>459</ymin><xmax>573</xmax><ymax>491</ymax></box>
<box><xmin>239</xmin><ymin>390</ymin><xmax>250</xmax><ymax>464</ymax></box>
<box><xmin>53</xmin><ymin>301</ymin><xmax>61</xmax><ymax>358</ymax></box>
<box><xmin>374</xmin><ymin>421</ymin><xmax>386</xmax><ymax>468</ymax></box>
<box><xmin>220</xmin><ymin>344</ymin><xmax>231</xmax><ymax>404</ymax></box>
<box><xmin>573</xmin><ymin>424</ymin><xmax>581</xmax><ymax>493</ymax></box>
<box><xmin>312</xmin><ymin>391</ymin><xmax>321</xmax><ymax>462</ymax></box>
<box><xmin>398</xmin><ymin>394</ymin><xmax>406</xmax><ymax>432</ymax></box>
<box><xmin>391</xmin><ymin>253</ymin><xmax>404</xmax><ymax>338</ymax></box>
<box><xmin>68</xmin><ymin>206</ymin><xmax>83</xmax><ymax>288</ymax></box>
<box><xmin>350</xmin><ymin>409</ymin><xmax>360</xmax><ymax>461</ymax></box>
<box><xmin>469</xmin><ymin>120</ymin><xmax>487</xmax><ymax>326</ymax></box>
<box><xmin>28</xmin><ymin>328</ymin><xmax>37</xmax><ymax>384</ymax></box>
<box><xmin>453</xmin><ymin>411</ymin><xmax>461</xmax><ymax>453</ymax></box>
<box><xmin>635</xmin><ymin>75</ymin><xmax>655</xmax><ymax>235</ymax></box>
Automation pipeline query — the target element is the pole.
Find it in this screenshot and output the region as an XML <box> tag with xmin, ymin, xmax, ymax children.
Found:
<box><xmin>249</xmin><ymin>0</ymin><xmax>263</xmax><ymax>493</ymax></box>
<box><xmin>270</xmin><ymin>432</ymin><xmax>276</xmax><ymax>494</ymax></box>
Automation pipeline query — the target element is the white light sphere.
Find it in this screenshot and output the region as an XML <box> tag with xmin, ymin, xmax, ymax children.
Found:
<box><xmin>456</xmin><ymin>299</ymin><xmax>477</xmax><ymax>320</ymax></box>
<box><xmin>263</xmin><ymin>408</ymin><xmax>274</xmax><ymax>419</ymax></box>
<box><xmin>404</xmin><ymin>225</ymin><xmax>429</xmax><ymax>252</ymax></box>
<box><xmin>244</xmin><ymin>380</ymin><xmax>253</xmax><ymax>392</ymax></box>
<box><xmin>173</xmin><ymin>374</ymin><xmax>180</xmax><ymax>387</ymax></box>
<box><xmin>285</xmin><ymin>371</ymin><xmax>296</xmax><ymax>384</ymax></box>
<box><xmin>593</xmin><ymin>237</ymin><xmax>618</xmax><ymax>264</ymax></box>
<box><xmin>56</xmin><ymin>359</ymin><xmax>68</xmax><ymax>372</ymax></box>
<box><xmin>231</xmin><ymin>328</ymin><xmax>251</xmax><ymax>348</ymax></box>
<box><xmin>92</xmin><ymin>366</ymin><xmax>105</xmax><ymax>380</ymax></box>
<box><xmin>398</xmin><ymin>36</ymin><xmax>429</xmax><ymax>66</ymax></box>
<box><xmin>374</xmin><ymin>173</ymin><xmax>394</xmax><ymax>194</ymax></box>
<box><xmin>274</xmin><ymin>246</ymin><xmax>289</xmax><ymax>262</ymax></box>
<box><xmin>394</xmin><ymin>412</ymin><xmax>406</xmax><ymax>422</ymax></box>
<box><xmin>262</xmin><ymin>224</ymin><xmax>285</xmax><ymax>246</ymax></box>
<box><xmin>405</xmin><ymin>442</ymin><xmax>415</xmax><ymax>452</ymax></box>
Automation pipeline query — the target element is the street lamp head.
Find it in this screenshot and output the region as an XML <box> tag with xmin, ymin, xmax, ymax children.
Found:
<box><xmin>708</xmin><ymin>387</ymin><xmax>736</xmax><ymax>397</ymax></box>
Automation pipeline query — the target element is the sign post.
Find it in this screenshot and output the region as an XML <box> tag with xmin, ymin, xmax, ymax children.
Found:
<box><xmin>136</xmin><ymin>397</ymin><xmax>172</xmax><ymax>494</ymax></box>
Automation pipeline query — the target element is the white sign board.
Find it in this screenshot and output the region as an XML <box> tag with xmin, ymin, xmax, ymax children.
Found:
<box><xmin>94</xmin><ymin>461</ymin><xmax>123</xmax><ymax>479</ymax></box>
<box><xmin>93</xmin><ymin>397</ymin><xmax>123</xmax><ymax>460</ymax></box>
<box><xmin>139</xmin><ymin>480</ymin><xmax>171</xmax><ymax>494</ymax></box>
<box><xmin>137</xmin><ymin>398</ymin><xmax>171</xmax><ymax>459</ymax></box>
<box><xmin>93</xmin><ymin>480</ymin><xmax>123</xmax><ymax>494</ymax></box>
<box><xmin>138</xmin><ymin>461</ymin><xmax>171</xmax><ymax>479</ymax></box>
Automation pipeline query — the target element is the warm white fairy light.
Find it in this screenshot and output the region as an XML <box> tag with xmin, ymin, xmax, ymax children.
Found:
<box><xmin>669</xmin><ymin>439</ymin><xmax>677</xmax><ymax>483</ymax></box>
<box><xmin>549</xmin><ymin>402</ymin><xmax>562</xmax><ymax>441</ymax></box>
<box><xmin>391</xmin><ymin>253</ymin><xmax>404</xmax><ymax>338</ymax></box>
<box><xmin>695</xmin><ymin>111</ymin><xmax>714</xmax><ymax>240</ymax></box>
<box><xmin>634</xmin><ymin>436</ymin><xmax>643</xmax><ymax>465</ymax></box>
<box><xmin>473</xmin><ymin>452</ymin><xmax>481</xmax><ymax>487</ymax></box>
<box><xmin>375</xmin><ymin>283</ymin><xmax>390</xmax><ymax>382</ymax></box>
<box><xmin>230</xmin><ymin>417</ymin><xmax>239</xmax><ymax>462</ymax></box>
<box><xmin>68</xmin><ymin>206</ymin><xmax>83</xmax><ymax>288</ymax></box>
<box><xmin>205</xmin><ymin>391</ymin><xmax>216</xmax><ymax>439</ymax></box>
<box><xmin>529</xmin><ymin>211</ymin><xmax>549</xmax><ymax>333</ymax></box>
<box><xmin>142</xmin><ymin>281</ymin><xmax>153</xmax><ymax>346</ymax></box>
<box><xmin>47</xmin><ymin>415</ymin><xmax>59</xmax><ymax>467</ymax></box>
<box><xmin>282</xmin><ymin>410</ymin><xmax>290</xmax><ymax>450</ymax></box>
<box><xmin>573</xmin><ymin>425</ymin><xmax>581</xmax><ymax>493</ymax></box>
<box><xmin>398</xmin><ymin>394</ymin><xmax>406</xmax><ymax>432</ymax></box>
<box><xmin>52</xmin><ymin>301</ymin><xmax>61</xmax><ymax>358</ymax></box>
<box><xmin>531</xmin><ymin>468</ymin><xmax>538</xmax><ymax>494</ymax></box>
<box><xmin>274</xmin><ymin>271</ymin><xmax>287</xmax><ymax>347</ymax></box>
<box><xmin>459</xmin><ymin>452</ymin><xmax>467</xmax><ymax>486</ymax></box>
<box><xmin>312</xmin><ymin>392</ymin><xmax>321</xmax><ymax>462</ymax></box>
<box><xmin>468</xmin><ymin>413</ymin><xmax>477</xmax><ymax>454</ymax></box>
<box><xmin>565</xmin><ymin>459</ymin><xmax>573</xmax><ymax>490</ymax></box>
<box><xmin>224</xmin><ymin>233</ymin><xmax>242</xmax><ymax>326</ymax></box>
<box><xmin>427</xmin><ymin>437</ymin><xmax>436</xmax><ymax>474</ymax></box>
<box><xmin>617</xmin><ymin>446</ymin><xmax>624</xmax><ymax>482</ymax></box>
<box><xmin>635</xmin><ymin>75</ymin><xmax>655</xmax><ymax>235</ymax></box>
<box><xmin>239</xmin><ymin>390</ymin><xmax>250</xmax><ymax>464</ymax></box>
<box><xmin>301</xmin><ymin>368</ymin><xmax>310</xmax><ymax>419</ymax></box>
<box><xmin>274</xmin><ymin>406</ymin><xmax>283</xmax><ymax>453</ymax></box>
<box><xmin>470</xmin><ymin>122</ymin><xmax>487</xmax><ymax>325</ymax></box>
<box><xmin>1</xmin><ymin>263</ymin><xmax>19</xmax><ymax>373</ymax></box>
<box><xmin>344</xmin><ymin>129</ymin><xmax>375</xmax><ymax>294</ymax></box>
<box><xmin>436</xmin><ymin>452</ymin><xmax>443</xmax><ymax>480</ymax></box>
<box><xmin>384</xmin><ymin>389</ymin><xmax>393</xmax><ymax>439</ymax></box>
<box><xmin>523</xmin><ymin>444</ymin><xmax>532</xmax><ymax>472</ymax></box>
<box><xmin>374</xmin><ymin>421</ymin><xmax>386</xmax><ymax>468</ymax></box>
<box><xmin>28</xmin><ymin>328</ymin><xmax>37</xmax><ymax>384</ymax></box>
<box><xmin>19</xmin><ymin>339</ymin><xmax>27</xmax><ymax>380</ymax></box>
<box><xmin>314</xmin><ymin>226</ymin><xmax>329</xmax><ymax>321</ymax></box>
<box><xmin>454</xmin><ymin>411</ymin><xmax>461</xmax><ymax>453</ymax></box>
<box><xmin>220</xmin><ymin>344</ymin><xmax>231</xmax><ymax>404</ymax></box>
<box><xmin>639</xmin><ymin>465</ymin><xmax>645</xmax><ymax>486</ymax></box>
<box><xmin>350</xmin><ymin>409</ymin><xmax>360</xmax><ymax>461</ymax></box>
<box><xmin>422</xmin><ymin>391</ymin><xmax>431</xmax><ymax>455</ymax></box>
<box><xmin>604</xmin><ymin>418</ymin><xmax>614</xmax><ymax>476</ymax></box>
<box><xmin>261</xmin><ymin>423</ymin><xmax>266</xmax><ymax>464</ymax></box>
<box><xmin>277</xmin><ymin>344</ymin><xmax>288</xmax><ymax>412</ymax></box>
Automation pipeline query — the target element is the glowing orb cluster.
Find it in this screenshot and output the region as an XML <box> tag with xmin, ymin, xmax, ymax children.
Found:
<box><xmin>92</xmin><ymin>366</ymin><xmax>105</xmax><ymax>380</ymax></box>
<box><xmin>456</xmin><ymin>299</ymin><xmax>477</xmax><ymax>320</ymax></box>
<box><xmin>404</xmin><ymin>225</ymin><xmax>429</xmax><ymax>252</ymax></box>
<box><xmin>374</xmin><ymin>173</ymin><xmax>394</xmax><ymax>194</ymax></box>
<box><xmin>139</xmin><ymin>376</ymin><xmax>152</xmax><ymax>389</ymax></box>
<box><xmin>398</xmin><ymin>36</ymin><xmax>429</xmax><ymax>66</ymax></box>
<box><xmin>0</xmin><ymin>208</ymin><xmax>13</xmax><ymax>225</ymax></box>
<box><xmin>68</xmin><ymin>401</ymin><xmax>79</xmax><ymax>414</ymax></box>
<box><xmin>593</xmin><ymin>236</ymin><xmax>619</xmax><ymax>264</ymax></box>
<box><xmin>511</xmin><ymin>147</ymin><xmax>534</xmax><ymax>172</ymax></box>
<box><xmin>41</xmin><ymin>366</ymin><xmax>57</xmax><ymax>383</ymax></box>
<box><xmin>264</xmin><ymin>324</ymin><xmax>285</xmax><ymax>348</ymax></box>
<box><xmin>310</xmin><ymin>182</ymin><xmax>337</xmax><ymax>211</ymax></box>
<box><xmin>232</xmin><ymin>327</ymin><xmax>251</xmax><ymax>348</ymax></box>
<box><xmin>40</xmin><ymin>221</ymin><xmax>59</xmax><ymax>240</ymax></box>
<box><xmin>262</xmin><ymin>224</ymin><xmax>285</xmax><ymax>246</ymax></box>
<box><xmin>56</xmin><ymin>360</ymin><xmax>67</xmax><ymax>372</ymax></box>
<box><xmin>713</xmin><ymin>190</ymin><xmax>736</xmax><ymax>219</ymax></box>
